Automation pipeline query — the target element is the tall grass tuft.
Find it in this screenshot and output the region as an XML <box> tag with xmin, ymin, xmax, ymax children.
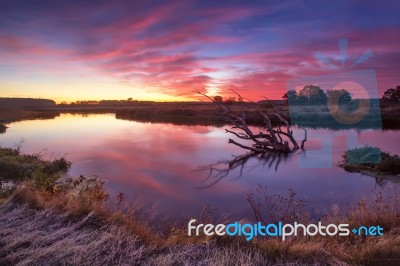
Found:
<box><xmin>340</xmin><ymin>146</ymin><xmax>400</xmax><ymax>176</ymax></box>
<box><xmin>0</xmin><ymin>146</ymin><xmax>71</xmax><ymax>183</ymax></box>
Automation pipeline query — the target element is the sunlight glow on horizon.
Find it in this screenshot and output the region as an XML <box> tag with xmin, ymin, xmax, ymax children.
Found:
<box><xmin>0</xmin><ymin>1</ymin><xmax>399</xmax><ymax>102</ymax></box>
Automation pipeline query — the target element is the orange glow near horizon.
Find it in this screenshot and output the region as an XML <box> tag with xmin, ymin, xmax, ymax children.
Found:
<box><xmin>0</xmin><ymin>2</ymin><xmax>398</xmax><ymax>102</ymax></box>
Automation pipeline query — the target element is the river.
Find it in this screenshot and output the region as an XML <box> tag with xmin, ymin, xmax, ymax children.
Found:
<box><xmin>1</xmin><ymin>113</ymin><xmax>399</xmax><ymax>223</ymax></box>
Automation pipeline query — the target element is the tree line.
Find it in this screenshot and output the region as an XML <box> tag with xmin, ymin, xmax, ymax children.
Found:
<box><xmin>0</xmin><ymin>85</ymin><xmax>399</xmax><ymax>109</ymax></box>
<box><xmin>212</xmin><ymin>85</ymin><xmax>400</xmax><ymax>106</ymax></box>
<box><xmin>0</xmin><ymin>98</ymin><xmax>56</xmax><ymax>108</ymax></box>
<box><xmin>282</xmin><ymin>85</ymin><xmax>353</xmax><ymax>105</ymax></box>
<box><xmin>381</xmin><ymin>85</ymin><xmax>400</xmax><ymax>104</ymax></box>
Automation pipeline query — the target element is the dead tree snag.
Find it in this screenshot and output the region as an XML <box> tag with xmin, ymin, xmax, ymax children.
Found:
<box><xmin>198</xmin><ymin>90</ymin><xmax>307</xmax><ymax>154</ymax></box>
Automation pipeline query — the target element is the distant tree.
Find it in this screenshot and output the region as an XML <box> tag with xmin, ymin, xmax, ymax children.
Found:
<box><xmin>382</xmin><ymin>86</ymin><xmax>400</xmax><ymax>103</ymax></box>
<box><xmin>213</xmin><ymin>95</ymin><xmax>223</xmax><ymax>102</ymax></box>
<box><xmin>296</xmin><ymin>94</ymin><xmax>307</xmax><ymax>105</ymax></box>
<box><xmin>298</xmin><ymin>85</ymin><xmax>327</xmax><ymax>105</ymax></box>
<box><xmin>127</xmin><ymin>97</ymin><xmax>133</xmax><ymax>101</ymax></box>
<box><xmin>326</xmin><ymin>89</ymin><xmax>352</xmax><ymax>105</ymax></box>
<box><xmin>0</xmin><ymin>98</ymin><xmax>56</xmax><ymax>108</ymax></box>
<box><xmin>282</xmin><ymin>90</ymin><xmax>297</xmax><ymax>104</ymax></box>
<box><xmin>225</xmin><ymin>97</ymin><xmax>236</xmax><ymax>103</ymax></box>
<box><xmin>224</xmin><ymin>97</ymin><xmax>236</xmax><ymax>106</ymax></box>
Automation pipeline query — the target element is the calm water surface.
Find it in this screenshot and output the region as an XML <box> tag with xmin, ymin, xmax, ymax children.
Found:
<box><xmin>1</xmin><ymin>113</ymin><xmax>399</xmax><ymax>222</ymax></box>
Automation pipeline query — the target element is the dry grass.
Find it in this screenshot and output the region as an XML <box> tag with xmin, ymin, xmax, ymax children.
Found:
<box><xmin>114</xmin><ymin>103</ymin><xmax>288</xmax><ymax>127</ymax></box>
<box><xmin>0</xmin><ymin>108</ymin><xmax>60</xmax><ymax>134</ymax></box>
<box><xmin>1</xmin><ymin>147</ymin><xmax>400</xmax><ymax>265</ymax></box>
<box><xmin>339</xmin><ymin>146</ymin><xmax>400</xmax><ymax>181</ymax></box>
<box><xmin>246</xmin><ymin>187</ymin><xmax>400</xmax><ymax>265</ymax></box>
<box><xmin>0</xmin><ymin>108</ymin><xmax>59</xmax><ymax>124</ymax></box>
<box><xmin>1</xmin><ymin>101</ymin><xmax>399</xmax><ymax>130</ymax></box>
<box><xmin>1</xmin><ymin>179</ymin><xmax>400</xmax><ymax>265</ymax></box>
<box><xmin>0</xmin><ymin>199</ymin><xmax>336</xmax><ymax>265</ymax></box>
<box><xmin>0</xmin><ymin>146</ymin><xmax>71</xmax><ymax>182</ymax></box>
<box><xmin>0</xmin><ymin>183</ymin><xmax>275</xmax><ymax>266</ymax></box>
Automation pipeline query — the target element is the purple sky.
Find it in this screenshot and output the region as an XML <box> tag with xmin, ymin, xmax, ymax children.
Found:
<box><xmin>0</xmin><ymin>0</ymin><xmax>399</xmax><ymax>101</ymax></box>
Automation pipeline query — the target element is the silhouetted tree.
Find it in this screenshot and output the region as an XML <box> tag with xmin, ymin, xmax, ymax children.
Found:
<box><xmin>282</xmin><ymin>90</ymin><xmax>297</xmax><ymax>104</ymax></box>
<box><xmin>213</xmin><ymin>95</ymin><xmax>223</xmax><ymax>102</ymax></box>
<box><xmin>298</xmin><ymin>85</ymin><xmax>327</xmax><ymax>105</ymax></box>
<box><xmin>382</xmin><ymin>85</ymin><xmax>400</xmax><ymax>103</ymax></box>
<box><xmin>224</xmin><ymin>96</ymin><xmax>236</xmax><ymax>106</ymax></box>
<box><xmin>326</xmin><ymin>89</ymin><xmax>352</xmax><ymax>105</ymax></box>
<box><xmin>225</xmin><ymin>97</ymin><xmax>236</xmax><ymax>103</ymax></box>
<box><xmin>0</xmin><ymin>98</ymin><xmax>56</xmax><ymax>108</ymax></box>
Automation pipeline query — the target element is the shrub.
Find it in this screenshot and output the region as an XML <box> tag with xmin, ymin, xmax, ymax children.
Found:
<box><xmin>0</xmin><ymin>147</ymin><xmax>71</xmax><ymax>182</ymax></box>
<box><xmin>340</xmin><ymin>146</ymin><xmax>400</xmax><ymax>176</ymax></box>
<box><xmin>0</xmin><ymin>124</ymin><xmax>6</xmax><ymax>134</ymax></box>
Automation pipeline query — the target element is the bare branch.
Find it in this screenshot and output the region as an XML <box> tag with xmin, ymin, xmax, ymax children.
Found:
<box><xmin>301</xmin><ymin>127</ymin><xmax>307</xmax><ymax>149</ymax></box>
<box><xmin>197</xmin><ymin>91</ymin><xmax>305</xmax><ymax>154</ymax></box>
<box><xmin>228</xmin><ymin>139</ymin><xmax>262</xmax><ymax>153</ymax></box>
<box><xmin>274</xmin><ymin>113</ymin><xmax>290</xmax><ymax>133</ymax></box>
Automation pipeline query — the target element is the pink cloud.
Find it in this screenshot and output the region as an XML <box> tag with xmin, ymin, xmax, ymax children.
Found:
<box><xmin>0</xmin><ymin>1</ymin><xmax>398</xmax><ymax>100</ymax></box>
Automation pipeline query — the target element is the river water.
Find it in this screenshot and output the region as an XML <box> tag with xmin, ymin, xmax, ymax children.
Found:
<box><xmin>1</xmin><ymin>113</ymin><xmax>399</xmax><ymax>223</ymax></box>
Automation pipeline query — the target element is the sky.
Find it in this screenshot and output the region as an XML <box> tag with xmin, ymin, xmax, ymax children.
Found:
<box><xmin>0</xmin><ymin>0</ymin><xmax>399</xmax><ymax>102</ymax></box>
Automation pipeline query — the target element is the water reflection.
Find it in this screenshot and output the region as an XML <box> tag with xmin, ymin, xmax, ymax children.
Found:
<box><xmin>0</xmin><ymin>113</ymin><xmax>399</xmax><ymax>222</ymax></box>
<box><xmin>197</xmin><ymin>152</ymin><xmax>287</xmax><ymax>189</ymax></box>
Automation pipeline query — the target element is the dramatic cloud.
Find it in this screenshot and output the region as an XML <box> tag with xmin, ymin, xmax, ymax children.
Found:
<box><xmin>0</xmin><ymin>0</ymin><xmax>399</xmax><ymax>101</ymax></box>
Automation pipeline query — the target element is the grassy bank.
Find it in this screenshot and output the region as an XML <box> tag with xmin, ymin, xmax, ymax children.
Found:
<box><xmin>62</xmin><ymin>102</ymin><xmax>400</xmax><ymax>129</ymax></box>
<box><xmin>340</xmin><ymin>146</ymin><xmax>400</xmax><ymax>183</ymax></box>
<box><xmin>114</xmin><ymin>104</ymin><xmax>288</xmax><ymax>126</ymax></box>
<box><xmin>49</xmin><ymin>102</ymin><xmax>400</xmax><ymax>129</ymax></box>
<box><xmin>0</xmin><ymin>146</ymin><xmax>70</xmax><ymax>203</ymax></box>
<box><xmin>48</xmin><ymin>102</ymin><xmax>288</xmax><ymax>126</ymax></box>
<box><xmin>0</xmin><ymin>108</ymin><xmax>60</xmax><ymax>134</ymax></box>
<box><xmin>0</xmin><ymin>109</ymin><xmax>60</xmax><ymax>123</ymax></box>
<box><xmin>1</xmin><ymin>147</ymin><xmax>400</xmax><ymax>265</ymax></box>
<box><xmin>0</xmin><ymin>124</ymin><xmax>6</xmax><ymax>134</ymax></box>
<box><xmin>1</xmin><ymin>181</ymin><xmax>400</xmax><ymax>265</ymax></box>
<box><xmin>0</xmin><ymin>103</ymin><xmax>288</xmax><ymax>131</ymax></box>
<box><xmin>0</xmin><ymin>146</ymin><xmax>70</xmax><ymax>182</ymax></box>
<box><xmin>1</xmin><ymin>102</ymin><xmax>400</xmax><ymax>132</ymax></box>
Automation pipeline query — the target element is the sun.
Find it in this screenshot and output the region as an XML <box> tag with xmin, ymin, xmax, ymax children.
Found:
<box><xmin>206</xmin><ymin>86</ymin><xmax>220</xmax><ymax>96</ymax></box>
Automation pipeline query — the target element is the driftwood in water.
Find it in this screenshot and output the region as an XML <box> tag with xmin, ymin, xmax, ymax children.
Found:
<box><xmin>198</xmin><ymin>90</ymin><xmax>307</xmax><ymax>153</ymax></box>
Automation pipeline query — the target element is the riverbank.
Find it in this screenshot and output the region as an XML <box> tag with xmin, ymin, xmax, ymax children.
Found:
<box><xmin>1</xmin><ymin>103</ymin><xmax>400</xmax><ymax>134</ymax></box>
<box><xmin>1</xmin><ymin>147</ymin><xmax>400</xmax><ymax>265</ymax></box>
<box><xmin>0</xmin><ymin>108</ymin><xmax>60</xmax><ymax>134</ymax></box>
<box><xmin>0</xmin><ymin>188</ymin><xmax>270</xmax><ymax>265</ymax></box>
<box><xmin>339</xmin><ymin>146</ymin><xmax>400</xmax><ymax>185</ymax></box>
<box><xmin>43</xmin><ymin>102</ymin><xmax>400</xmax><ymax>129</ymax></box>
<box><xmin>1</xmin><ymin>180</ymin><xmax>400</xmax><ymax>265</ymax></box>
<box><xmin>0</xmin><ymin>124</ymin><xmax>6</xmax><ymax>134</ymax></box>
